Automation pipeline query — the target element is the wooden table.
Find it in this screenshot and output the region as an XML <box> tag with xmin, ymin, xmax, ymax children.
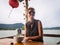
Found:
<box><xmin>0</xmin><ymin>38</ymin><xmax>57</xmax><ymax>45</ymax></box>
<box><xmin>15</xmin><ymin>41</ymin><xmax>43</xmax><ymax>45</ymax></box>
<box><xmin>14</xmin><ymin>41</ymin><xmax>57</xmax><ymax>45</ymax></box>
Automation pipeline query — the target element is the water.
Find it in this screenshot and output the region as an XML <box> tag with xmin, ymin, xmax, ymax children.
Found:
<box><xmin>43</xmin><ymin>30</ymin><xmax>60</xmax><ymax>34</ymax></box>
<box><xmin>0</xmin><ymin>30</ymin><xmax>17</xmax><ymax>38</ymax></box>
<box><xmin>0</xmin><ymin>30</ymin><xmax>60</xmax><ymax>43</ymax></box>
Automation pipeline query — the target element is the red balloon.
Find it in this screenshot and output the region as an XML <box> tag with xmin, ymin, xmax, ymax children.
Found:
<box><xmin>9</xmin><ymin>0</ymin><xmax>19</xmax><ymax>8</ymax></box>
<box><xmin>12</xmin><ymin>0</ymin><xmax>17</xmax><ymax>1</ymax></box>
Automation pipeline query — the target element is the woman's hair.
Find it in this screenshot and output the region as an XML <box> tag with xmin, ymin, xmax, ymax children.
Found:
<box><xmin>28</xmin><ymin>7</ymin><xmax>35</xmax><ymax>14</ymax></box>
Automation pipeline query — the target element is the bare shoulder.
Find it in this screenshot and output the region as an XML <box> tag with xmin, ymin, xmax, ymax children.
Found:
<box><xmin>38</xmin><ymin>20</ymin><xmax>42</xmax><ymax>24</ymax></box>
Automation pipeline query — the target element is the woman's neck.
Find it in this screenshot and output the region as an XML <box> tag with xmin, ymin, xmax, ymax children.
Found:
<box><xmin>29</xmin><ymin>19</ymin><xmax>34</xmax><ymax>23</ymax></box>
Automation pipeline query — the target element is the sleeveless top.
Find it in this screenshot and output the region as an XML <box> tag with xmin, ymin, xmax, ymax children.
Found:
<box><xmin>26</xmin><ymin>19</ymin><xmax>43</xmax><ymax>42</ymax></box>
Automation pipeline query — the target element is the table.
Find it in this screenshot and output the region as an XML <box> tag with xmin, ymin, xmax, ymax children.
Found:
<box><xmin>15</xmin><ymin>41</ymin><xmax>43</xmax><ymax>45</ymax></box>
<box><xmin>0</xmin><ymin>38</ymin><xmax>57</xmax><ymax>45</ymax></box>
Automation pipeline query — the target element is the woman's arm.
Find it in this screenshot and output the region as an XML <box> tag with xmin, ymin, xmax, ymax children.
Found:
<box><xmin>24</xmin><ymin>24</ymin><xmax>31</xmax><ymax>41</ymax></box>
<box><xmin>38</xmin><ymin>20</ymin><xmax>43</xmax><ymax>37</ymax></box>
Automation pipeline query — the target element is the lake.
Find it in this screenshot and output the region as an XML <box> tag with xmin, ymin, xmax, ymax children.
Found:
<box><xmin>0</xmin><ymin>30</ymin><xmax>60</xmax><ymax>43</ymax></box>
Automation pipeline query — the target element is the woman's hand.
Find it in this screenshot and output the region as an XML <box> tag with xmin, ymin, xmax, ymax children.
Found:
<box><xmin>24</xmin><ymin>37</ymin><xmax>30</xmax><ymax>40</ymax></box>
<box><xmin>24</xmin><ymin>37</ymin><xmax>32</xmax><ymax>42</ymax></box>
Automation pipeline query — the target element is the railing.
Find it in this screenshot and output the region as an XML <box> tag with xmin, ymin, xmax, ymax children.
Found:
<box><xmin>0</xmin><ymin>34</ymin><xmax>60</xmax><ymax>39</ymax></box>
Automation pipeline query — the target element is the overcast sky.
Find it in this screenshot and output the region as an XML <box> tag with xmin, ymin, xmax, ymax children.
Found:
<box><xmin>0</xmin><ymin>0</ymin><xmax>60</xmax><ymax>28</ymax></box>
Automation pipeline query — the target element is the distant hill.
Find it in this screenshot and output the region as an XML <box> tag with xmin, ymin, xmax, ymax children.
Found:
<box><xmin>0</xmin><ymin>23</ymin><xmax>60</xmax><ymax>30</ymax></box>
<box><xmin>43</xmin><ymin>27</ymin><xmax>60</xmax><ymax>30</ymax></box>
<box><xmin>0</xmin><ymin>23</ymin><xmax>24</xmax><ymax>30</ymax></box>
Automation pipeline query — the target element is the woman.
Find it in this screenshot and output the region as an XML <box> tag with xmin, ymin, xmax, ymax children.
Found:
<box><xmin>24</xmin><ymin>7</ymin><xmax>43</xmax><ymax>42</ymax></box>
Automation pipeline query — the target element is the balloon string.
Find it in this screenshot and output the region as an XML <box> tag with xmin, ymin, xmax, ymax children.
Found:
<box><xmin>8</xmin><ymin>8</ymin><xmax>14</xmax><ymax>18</ymax></box>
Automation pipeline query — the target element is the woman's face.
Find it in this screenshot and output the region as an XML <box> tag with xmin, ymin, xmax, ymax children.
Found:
<box><xmin>28</xmin><ymin>10</ymin><xmax>35</xmax><ymax>20</ymax></box>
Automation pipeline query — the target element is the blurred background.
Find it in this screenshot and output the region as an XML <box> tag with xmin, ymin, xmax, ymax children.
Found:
<box><xmin>0</xmin><ymin>0</ymin><xmax>60</xmax><ymax>44</ymax></box>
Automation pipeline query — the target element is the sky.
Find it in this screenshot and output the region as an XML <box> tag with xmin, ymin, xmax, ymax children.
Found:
<box><xmin>0</xmin><ymin>0</ymin><xmax>60</xmax><ymax>28</ymax></box>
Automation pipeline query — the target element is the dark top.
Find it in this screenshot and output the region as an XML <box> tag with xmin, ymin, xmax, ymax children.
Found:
<box><xmin>26</xmin><ymin>19</ymin><xmax>43</xmax><ymax>42</ymax></box>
